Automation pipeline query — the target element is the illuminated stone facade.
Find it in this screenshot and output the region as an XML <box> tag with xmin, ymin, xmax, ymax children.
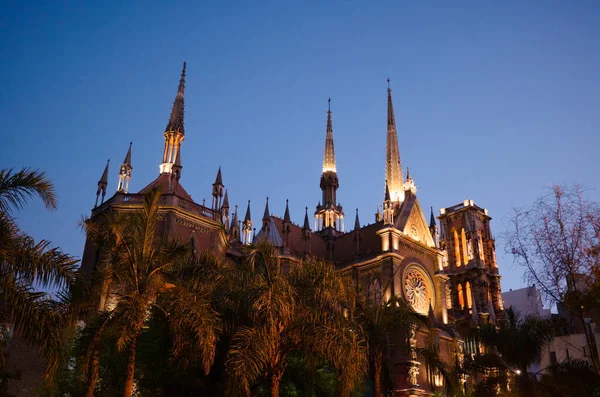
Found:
<box><xmin>81</xmin><ymin>65</ymin><xmax>504</xmax><ymax>396</ymax></box>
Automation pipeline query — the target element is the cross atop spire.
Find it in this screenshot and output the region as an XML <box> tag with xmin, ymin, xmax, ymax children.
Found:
<box><xmin>322</xmin><ymin>98</ymin><xmax>336</xmax><ymax>173</ymax></box>
<box><xmin>385</xmin><ymin>80</ymin><xmax>404</xmax><ymax>203</ymax></box>
<box><xmin>165</xmin><ymin>62</ymin><xmax>186</xmax><ymax>135</ymax></box>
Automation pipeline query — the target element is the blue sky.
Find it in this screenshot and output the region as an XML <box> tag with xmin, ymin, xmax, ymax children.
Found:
<box><xmin>1</xmin><ymin>1</ymin><xmax>599</xmax><ymax>293</ymax></box>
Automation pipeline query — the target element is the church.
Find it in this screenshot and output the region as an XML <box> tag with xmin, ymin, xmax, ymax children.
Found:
<box><xmin>81</xmin><ymin>63</ymin><xmax>505</xmax><ymax>396</ymax></box>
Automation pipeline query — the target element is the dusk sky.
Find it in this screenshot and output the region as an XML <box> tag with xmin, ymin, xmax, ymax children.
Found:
<box><xmin>2</xmin><ymin>1</ymin><xmax>599</xmax><ymax>294</ymax></box>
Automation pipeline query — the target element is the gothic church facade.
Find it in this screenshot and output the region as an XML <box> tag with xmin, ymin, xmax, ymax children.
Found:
<box><xmin>81</xmin><ymin>64</ymin><xmax>504</xmax><ymax>396</ymax></box>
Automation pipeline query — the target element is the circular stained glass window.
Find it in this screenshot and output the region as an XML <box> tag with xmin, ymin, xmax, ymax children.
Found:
<box><xmin>404</xmin><ymin>266</ymin><xmax>433</xmax><ymax>314</ymax></box>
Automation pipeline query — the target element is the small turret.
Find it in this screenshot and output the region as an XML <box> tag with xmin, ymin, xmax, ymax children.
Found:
<box><xmin>212</xmin><ymin>167</ymin><xmax>224</xmax><ymax>211</ymax></box>
<box><xmin>262</xmin><ymin>197</ymin><xmax>271</xmax><ymax>235</ymax></box>
<box><xmin>282</xmin><ymin>199</ymin><xmax>292</xmax><ymax>251</ymax></box>
<box><xmin>302</xmin><ymin>207</ymin><xmax>311</xmax><ymax>255</ymax></box>
<box><xmin>95</xmin><ymin>159</ymin><xmax>110</xmax><ymax>207</ymax></box>
<box><xmin>230</xmin><ymin>205</ymin><xmax>240</xmax><ymax>243</ymax></box>
<box><xmin>429</xmin><ymin>206</ymin><xmax>439</xmax><ymax>247</ymax></box>
<box><xmin>242</xmin><ymin>200</ymin><xmax>253</xmax><ymax>245</ymax></box>
<box><xmin>222</xmin><ymin>189</ymin><xmax>230</xmax><ymax>228</ymax></box>
<box><xmin>383</xmin><ymin>180</ymin><xmax>394</xmax><ymax>225</ymax></box>
<box><xmin>375</xmin><ymin>204</ymin><xmax>382</xmax><ymax>223</ymax></box>
<box><xmin>354</xmin><ymin>208</ymin><xmax>362</xmax><ymax>252</ymax></box>
<box><xmin>404</xmin><ymin>167</ymin><xmax>417</xmax><ymax>195</ymax></box>
<box><xmin>117</xmin><ymin>142</ymin><xmax>132</xmax><ymax>193</ymax></box>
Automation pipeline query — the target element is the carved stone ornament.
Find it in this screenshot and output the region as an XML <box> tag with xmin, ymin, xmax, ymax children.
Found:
<box><xmin>407</xmin><ymin>364</ymin><xmax>419</xmax><ymax>386</ymax></box>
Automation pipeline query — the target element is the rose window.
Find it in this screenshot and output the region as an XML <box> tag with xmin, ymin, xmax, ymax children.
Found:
<box><xmin>404</xmin><ymin>269</ymin><xmax>431</xmax><ymax>314</ymax></box>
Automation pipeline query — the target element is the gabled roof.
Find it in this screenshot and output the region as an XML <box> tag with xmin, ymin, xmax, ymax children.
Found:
<box><xmin>138</xmin><ymin>173</ymin><xmax>193</xmax><ymax>201</ymax></box>
<box><xmin>393</xmin><ymin>191</ymin><xmax>435</xmax><ymax>247</ymax></box>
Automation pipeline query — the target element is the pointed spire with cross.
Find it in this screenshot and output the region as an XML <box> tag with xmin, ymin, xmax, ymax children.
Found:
<box><xmin>385</xmin><ymin>78</ymin><xmax>404</xmax><ymax>204</ymax></box>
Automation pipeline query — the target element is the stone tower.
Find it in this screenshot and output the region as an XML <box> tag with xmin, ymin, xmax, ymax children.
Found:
<box><xmin>314</xmin><ymin>98</ymin><xmax>344</xmax><ymax>234</ymax></box>
<box><xmin>438</xmin><ymin>200</ymin><xmax>503</xmax><ymax>333</ymax></box>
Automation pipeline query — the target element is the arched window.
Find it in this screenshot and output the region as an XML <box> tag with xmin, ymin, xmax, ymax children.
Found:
<box><xmin>457</xmin><ymin>284</ymin><xmax>464</xmax><ymax>310</ymax></box>
<box><xmin>477</xmin><ymin>231</ymin><xmax>485</xmax><ymax>262</ymax></box>
<box><xmin>452</xmin><ymin>229</ymin><xmax>461</xmax><ymax>267</ymax></box>
<box><xmin>466</xmin><ymin>281</ymin><xmax>473</xmax><ymax>309</ymax></box>
<box><xmin>461</xmin><ymin>228</ymin><xmax>469</xmax><ymax>264</ymax></box>
<box><xmin>368</xmin><ymin>279</ymin><xmax>382</xmax><ymax>304</ymax></box>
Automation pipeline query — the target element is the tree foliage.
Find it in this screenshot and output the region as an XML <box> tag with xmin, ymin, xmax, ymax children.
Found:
<box><xmin>0</xmin><ymin>168</ymin><xmax>78</xmax><ymax>389</ymax></box>
<box><xmin>506</xmin><ymin>184</ymin><xmax>600</xmax><ymax>373</ymax></box>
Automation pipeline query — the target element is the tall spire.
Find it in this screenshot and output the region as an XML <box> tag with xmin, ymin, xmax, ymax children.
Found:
<box><xmin>165</xmin><ymin>62</ymin><xmax>186</xmax><ymax>135</ymax></box>
<box><xmin>160</xmin><ymin>63</ymin><xmax>187</xmax><ymax>174</ymax></box>
<box><xmin>385</xmin><ymin>79</ymin><xmax>404</xmax><ymax>203</ymax></box>
<box><xmin>322</xmin><ymin>98</ymin><xmax>336</xmax><ymax>173</ymax></box>
<box><xmin>354</xmin><ymin>208</ymin><xmax>360</xmax><ymax>230</ymax></box>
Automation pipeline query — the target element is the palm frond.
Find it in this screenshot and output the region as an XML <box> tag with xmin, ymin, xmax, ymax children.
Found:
<box><xmin>0</xmin><ymin>167</ymin><xmax>57</xmax><ymax>214</ymax></box>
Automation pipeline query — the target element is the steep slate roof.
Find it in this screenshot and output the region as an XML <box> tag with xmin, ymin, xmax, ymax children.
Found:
<box><xmin>255</xmin><ymin>216</ymin><xmax>328</xmax><ymax>259</ymax></box>
<box><xmin>253</xmin><ymin>218</ymin><xmax>283</xmax><ymax>246</ymax></box>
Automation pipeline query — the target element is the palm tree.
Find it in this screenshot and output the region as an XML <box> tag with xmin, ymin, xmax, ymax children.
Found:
<box><xmin>0</xmin><ymin>168</ymin><xmax>78</xmax><ymax>384</ymax></box>
<box><xmin>79</xmin><ymin>189</ymin><xmax>221</xmax><ymax>397</ymax></box>
<box><xmin>479</xmin><ymin>307</ymin><xmax>554</xmax><ymax>396</ymax></box>
<box><xmin>225</xmin><ymin>243</ymin><xmax>367</xmax><ymax>397</ymax></box>
<box><xmin>350</xmin><ymin>278</ymin><xmax>423</xmax><ymax>397</ymax></box>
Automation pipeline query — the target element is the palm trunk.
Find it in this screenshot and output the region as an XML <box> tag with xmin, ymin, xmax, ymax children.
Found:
<box><xmin>85</xmin><ymin>350</ymin><xmax>100</xmax><ymax>397</ymax></box>
<box><xmin>270</xmin><ymin>366</ymin><xmax>283</xmax><ymax>397</ymax></box>
<box><xmin>374</xmin><ymin>349</ymin><xmax>383</xmax><ymax>397</ymax></box>
<box><xmin>518</xmin><ymin>365</ymin><xmax>530</xmax><ymax>397</ymax></box>
<box><xmin>123</xmin><ymin>338</ymin><xmax>138</xmax><ymax>397</ymax></box>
